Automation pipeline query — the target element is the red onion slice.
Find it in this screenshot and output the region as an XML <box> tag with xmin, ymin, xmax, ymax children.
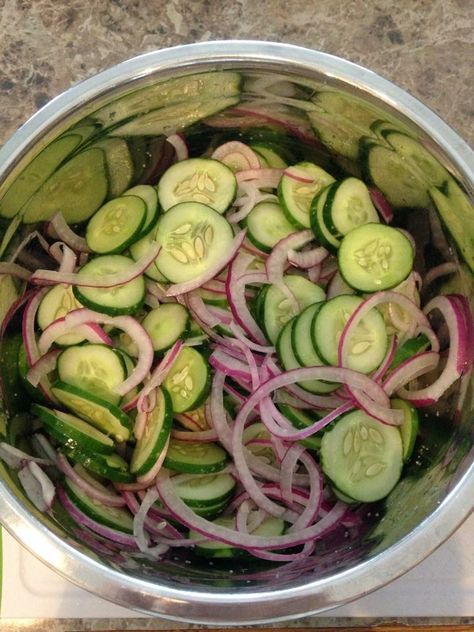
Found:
<box><xmin>266</xmin><ymin>229</ymin><xmax>313</xmax><ymax>285</ymax></box>
<box><xmin>62</xmin><ymin>309</ymin><xmax>154</xmax><ymax>396</ymax></box>
<box><xmin>283</xmin><ymin>167</ymin><xmax>314</xmax><ymax>184</ymax></box>
<box><xmin>394</xmin><ymin>295</ymin><xmax>471</xmax><ymax>405</ymax></box>
<box><xmin>38</xmin><ymin>319</ymin><xmax>112</xmax><ymax>355</ymax></box>
<box><xmin>49</xmin><ymin>212</ymin><xmax>91</xmax><ymax>253</ymax></box>
<box><xmin>30</xmin><ymin>243</ymin><xmax>160</xmax><ymax>287</ymax></box>
<box><xmin>383</xmin><ymin>351</ymin><xmax>440</xmax><ymax>398</ymax></box>
<box><xmin>0</xmin><ymin>262</ymin><xmax>33</xmax><ymax>281</ymax></box>
<box><xmin>211</xmin><ymin>141</ymin><xmax>261</xmax><ymax>171</ymax></box>
<box><xmin>58</xmin><ymin>486</ymin><xmax>138</xmax><ymax>548</ymax></box>
<box><xmin>133</xmin><ymin>487</ymin><xmax>170</xmax><ymax>557</ymax></box>
<box><xmin>236</xmin><ymin>167</ymin><xmax>284</xmax><ymax>186</ymax></box>
<box><xmin>18</xmin><ymin>461</ymin><xmax>55</xmax><ymax>512</ymax></box>
<box><xmin>288</xmin><ymin>246</ymin><xmax>329</xmax><ymax>269</ymax></box>
<box><xmin>56</xmin><ymin>454</ymin><xmax>126</xmax><ymax>508</ymax></box>
<box><xmin>165</xmin><ymin>134</ymin><xmax>188</xmax><ymax>161</ymax></box>
<box><xmin>0</xmin><ymin>442</ymin><xmax>52</xmax><ymax>469</ymax></box>
<box><xmin>369</xmin><ymin>187</ymin><xmax>394</xmax><ymax>223</ymax></box>
<box><xmin>157</xmin><ymin>469</ymin><xmax>346</xmax><ymax>549</ymax></box>
<box><xmin>26</xmin><ymin>348</ymin><xmax>62</xmax><ymax>387</ymax></box>
<box><xmin>136</xmin><ymin>339</ymin><xmax>183</xmax><ymax>410</ymax></box>
<box><xmin>226</xmin><ymin>253</ymin><xmax>267</xmax><ymax>343</ymax></box>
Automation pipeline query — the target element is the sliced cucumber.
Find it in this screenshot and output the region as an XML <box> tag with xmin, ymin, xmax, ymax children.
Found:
<box><xmin>86</xmin><ymin>195</ymin><xmax>146</xmax><ymax>254</ymax></box>
<box><xmin>429</xmin><ymin>179</ymin><xmax>474</xmax><ymax>273</ymax></box>
<box><xmin>123</xmin><ymin>184</ymin><xmax>159</xmax><ymax>238</ymax></box>
<box><xmin>338</xmin><ymin>224</ymin><xmax>414</xmax><ymax>292</ymax></box>
<box><xmin>242</xmin><ymin>422</ymin><xmax>276</xmax><ymax>465</ymax></box>
<box><xmin>67</xmin><ymin>448</ymin><xmax>133</xmax><ymax>483</ymax></box>
<box><xmin>291</xmin><ymin>303</ymin><xmax>338</xmax><ymax>393</ymax></box>
<box><xmin>142</xmin><ymin>303</ymin><xmax>190</xmax><ymax>353</ymax></box>
<box><xmin>22</xmin><ymin>148</ymin><xmax>109</xmax><ymax>224</ymax></box>
<box><xmin>391</xmin><ymin>398</ymin><xmax>419</xmax><ymax>462</ymax></box>
<box><xmin>189</xmin><ymin>515</ymin><xmax>285</xmax><ymax>558</ymax></box>
<box><xmin>389</xmin><ymin>334</ymin><xmax>430</xmax><ymax>370</ymax></box>
<box><xmin>384</xmin><ymin>132</ymin><xmax>449</xmax><ymax>188</ymax></box>
<box><xmin>0</xmin><ymin>134</ymin><xmax>82</xmax><ymax>219</ymax></box>
<box><xmin>57</xmin><ymin>344</ymin><xmax>126</xmax><ymax>405</ymax></box>
<box><xmin>320</xmin><ymin>409</ymin><xmax>403</xmax><ymax>502</ymax></box>
<box><xmin>64</xmin><ymin>477</ymin><xmax>134</xmax><ymax>532</ymax></box>
<box><xmin>157</xmin><ymin>158</ymin><xmax>236</xmax><ymax>214</ymax></box>
<box><xmin>154</xmin><ymin>202</ymin><xmax>234</xmax><ymax>283</ymax></box>
<box><xmin>110</xmin><ymin>96</ymin><xmax>240</xmax><ymax>138</ymax></box>
<box><xmin>129</xmin><ymin>229</ymin><xmax>168</xmax><ymax>282</ymax></box>
<box><xmin>37</xmin><ymin>284</ymin><xmax>85</xmax><ymax>346</ymax></box>
<box><xmin>130</xmin><ymin>387</ymin><xmax>172</xmax><ymax>475</ymax></box>
<box><xmin>51</xmin><ymin>381</ymin><xmax>131</xmax><ymax>442</ymax></box>
<box><xmin>277</xmin><ymin>316</ymin><xmax>330</xmax><ymax>394</ymax></box>
<box><xmin>277</xmin><ymin>404</ymin><xmax>324</xmax><ymax>451</ymax></box>
<box><xmin>163</xmin><ymin>347</ymin><xmax>211</xmax><ymax>413</ymax></box>
<box><xmin>244</xmin><ymin>201</ymin><xmax>296</xmax><ymax>253</ymax></box>
<box><xmin>261</xmin><ymin>274</ymin><xmax>325</xmax><ymax>343</ymax></box>
<box><xmin>164</xmin><ymin>439</ymin><xmax>228</xmax><ymax>474</ymax></box>
<box><xmin>361</xmin><ymin>141</ymin><xmax>431</xmax><ymax>208</ymax></box>
<box><xmin>31</xmin><ymin>404</ymin><xmax>114</xmax><ymax>455</ymax></box>
<box><xmin>73</xmin><ymin>255</ymin><xmax>145</xmax><ymax>316</ymax></box>
<box><xmin>171</xmin><ymin>472</ymin><xmax>236</xmax><ymax>508</ymax></box>
<box><xmin>251</xmin><ymin>145</ymin><xmax>288</xmax><ymax>168</ymax></box>
<box><xmin>94</xmin><ymin>71</ymin><xmax>241</xmax><ymax>127</ymax></box>
<box><xmin>312</xmin><ymin>295</ymin><xmax>388</xmax><ymax>374</ymax></box>
<box><xmin>91</xmin><ymin>137</ymin><xmax>134</xmax><ymax>198</ymax></box>
<box><xmin>17</xmin><ymin>343</ymin><xmax>48</xmax><ymax>404</ymax></box>
<box><xmin>278</xmin><ymin>161</ymin><xmax>335</xmax><ymax>228</ymax></box>
<box><xmin>310</xmin><ymin>185</ymin><xmax>341</xmax><ymax>251</ymax></box>
<box><xmin>323</xmin><ymin>177</ymin><xmax>379</xmax><ymax>238</ymax></box>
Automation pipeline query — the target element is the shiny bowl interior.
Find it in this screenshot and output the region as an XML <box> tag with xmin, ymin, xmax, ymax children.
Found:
<box><xmin>0</xmin><ymin>41</ymin><xmax>472</xmax><ymax>624</ymax></box>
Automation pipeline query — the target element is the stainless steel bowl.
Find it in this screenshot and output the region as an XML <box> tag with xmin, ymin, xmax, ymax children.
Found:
<box><xmin>0</xmin><ymin>41</ymin><xmax>472</xmax><ymax>624</ymax></box>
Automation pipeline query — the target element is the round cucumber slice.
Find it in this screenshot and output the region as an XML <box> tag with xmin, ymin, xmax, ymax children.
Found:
<box><xmin>37</xmin><ymin>284</ymin><xmax>85</xmax><ymax>346</ymax></box>
<box><xmin>154</xmin><ymin>201</ymin><xmax>234</xmax><ymax>284</ymax></box>
<box><xmin>172</xmin><ymin>472</ymin><xmax>236</xmax><ymax>508</ymax></box>
<box><xmin>73</xmin><ymin>255</ymin><xmax>145</xmax><ymax>316</ymax></box>
<box><xmin>129</xmin><ymin>229</ymin><xmax>169</xmax><ymax>282</ymax></box>
<box><xmin>64</xmin><ymin>478</ymin><xmax>134</xmax><ymax>532</ymax></box>
<box><xmin>66</xmin><ymin>448</ymin><xmax>134</xmax><ymax>483</ymax></box>
<box><xmin>164</xmin><ymin>439</ymin><xmax>228</xmax><ymax>474</ymax></box>
<box><xmin>244</xmin><ymin>201</ymin><xmax>296</xmax><ymax>253</ymax></box>
<box><xmin>51</xmin><ymin>381</ymin><xmax>131</xmax><ymax>442</ymax></box>
<box><xmin>130</xmin><ymin>387</ymin><xmax>173</xmax><ymax>476</ymax></box>
<box><xmin>163</xmin><ymin>347</ymin><xmax>211</xmax><ymax>414</ymax></box>
<box><xmin>320</xmin><ymin>409</ymin><xmax>403</xmax><ymax>502</ymax></box>
<box><xmin>31</xmin><ymin>404</ymin><xmax>115</xmax><ymax>455</ymax></box>
<box><xmin>86</xmin><ymin>195</ymin><xmax>146</xmax><ymax>254</ymax></box>
<box><xmin>157</xmin><ymin>157</ymin><xmax>237</xmax><ymax>213</ymax></box>
<box><xmin>338</xmin><ymin>223</ymin><xmax>414</xmax><ymax>292</ymax></box>
<box><xmin>312</xmin><ymin>295</ymin><xmax>388</xmax><ymax>374</ymax></box>
<box><xmin>142</xmin><ymin>303</ymin><xmax>190</xmax><ymax>353</ymax></box>
<box><xmin>123</xmin><ymin>184</ymin><xmax>159</xmax><ymax>237</ymax></box>
<box><xmin>57</xmin><ymin>344</ymin><xmax>126</xmax><ymax>405</ymax></box>
<box><xmin>262</xmin><ymin>275</ymin><xmax>326</xmax><ymax>343</ymax></box>
<box><xmin>391</xmin><ymin>398</ymin><xmax>419</xmax><ymax>462</ymax></box>
<box><xmin>278</xmin><ymin>161</ymin><xmax>335</xmax><ymax>228</ymax></box>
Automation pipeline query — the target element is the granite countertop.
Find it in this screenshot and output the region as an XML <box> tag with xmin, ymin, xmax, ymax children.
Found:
<box><xmin>0</xmin><ymin>0</ymin><xmax>473</xmax><ymax>147</ymax></box>
<box><xmin>0</xmin><ymin>0</ymin><xmax>473</xmax><ymax>630</ymax></box>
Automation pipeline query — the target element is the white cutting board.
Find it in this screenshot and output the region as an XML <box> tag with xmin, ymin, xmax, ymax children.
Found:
<box><xmin>1</xmin><ymin>512</ymin><xmax>473</xmax><ymax>621</ymax></box>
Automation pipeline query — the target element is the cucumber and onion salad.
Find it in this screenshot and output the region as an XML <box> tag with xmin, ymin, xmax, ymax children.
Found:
<box><xmin>0</xmin><ymin>129</ymin><xmax>472</xmax><ymax>567</ymax></box>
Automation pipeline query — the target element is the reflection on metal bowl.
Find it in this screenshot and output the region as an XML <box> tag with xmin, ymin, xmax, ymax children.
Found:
<box><xmin>0</xmin><ymin>41</ymin><xmax>472</xmax><ymax>624</ymax></box>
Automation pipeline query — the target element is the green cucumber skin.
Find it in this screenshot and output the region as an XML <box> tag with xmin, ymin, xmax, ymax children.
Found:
<box><xmin>73</xmin><ymin>283</ymin><xmax>145</xmax><ymax>317</ymax></box>
<box><xmin>131</xmin><ymin>388</ymin><xmax>173</xmax><ymax>476</ymax></box>
<box><xmin>51</xmin><ymin>380</ymin><xmax>132</xmax><ymax>442</ymax></box>
<box><xmin>31</xmin><ymin>403</ymin><xmax>115</xmax><ymax>455</ymax></box>
<box><xmin>64</xmin><ymin>480</ymin><xmax>134</xmax><ymax>532</ymax></box>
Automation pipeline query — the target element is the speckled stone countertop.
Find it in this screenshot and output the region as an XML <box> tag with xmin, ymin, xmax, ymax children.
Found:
<box><xmin>0</xmin><ymin>0</ymin><xmax>473</xmax><ymax>630</ymax></box>
<box><xmin>0</xmin><ymin>0</ymin><xmax>473</xmax><ymax>147</ymax></box>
